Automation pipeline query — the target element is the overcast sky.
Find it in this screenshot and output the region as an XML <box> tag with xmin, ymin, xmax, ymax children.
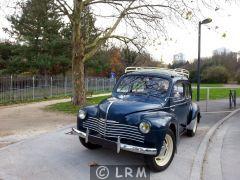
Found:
<box><xmin>0</xmin><ymin>1</ymin><xmax>239</xmax><ymax>64</ymax></box>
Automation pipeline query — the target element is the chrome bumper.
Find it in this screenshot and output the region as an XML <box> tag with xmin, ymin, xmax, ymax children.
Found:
<box><xmin>67</xmin><ymin>128</ymin><xmax>157</xmax><ymax>156</ymax></box>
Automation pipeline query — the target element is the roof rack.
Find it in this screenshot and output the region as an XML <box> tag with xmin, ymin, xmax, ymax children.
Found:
<box><xmin>125</xmin><ymin>67</ymin><xmax>190</xmax><ymax>78</ymax></box>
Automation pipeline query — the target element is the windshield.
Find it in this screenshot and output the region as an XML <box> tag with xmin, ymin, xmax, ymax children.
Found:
<box><xmin>115</xmin><ymin>75</ymin><xmax>170</xmax><ymax>98</ymax></box>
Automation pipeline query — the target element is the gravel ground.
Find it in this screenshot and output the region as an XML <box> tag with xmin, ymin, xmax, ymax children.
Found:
<box><xmin>0</xmin><ymin>99</ymin><xmax>74</xmax><ymax>148</ymax></box>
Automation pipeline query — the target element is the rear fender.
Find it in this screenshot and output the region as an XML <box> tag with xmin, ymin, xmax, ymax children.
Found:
<box><xmin>187</xmin><ymin>103</ymin><xmax>200</xmax><ymax>130</ymax></box>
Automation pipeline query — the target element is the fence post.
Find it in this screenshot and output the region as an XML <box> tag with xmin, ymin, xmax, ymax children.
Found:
<box><xmin>206</xmin><ymin>88</ymin><xmax>209</xmax><ymax>112</ymax></box>
<box><xmin>229</xmin><ymin>90</ymin><xmax>232</xmax><ymax>109</ymax></box>
<box><xmin>86</xmin><ymin>78</ymin><xmax>89</xmax><ymax>92</ymax></box>
<box><xmin>10</xmin><ymin>75</ymin><xmax>13</xmax><ymax>101</ymax></box>
<box><xmin>50</xmin><ymin>76</ymin><xmax>53</xmax><ymax>98</ymax></box>
<box><xmin>233</xmin><ymin>90</ymin><xmax>236</xmax><ymax>108</ymax></box>
<box><xmin>32</xmin><ymin>76</ymin><xmax>35</xmax><ymax>100</ymax></box>
<box><xmin>102</xmin><ymin>78</ymin><xmax>104</xmax><ymax>91</ymax></box>
<box><xmin>64</xmin><ymin>76</ymin><xmax>67</xmax><ymax>96</ymax></box>
<box><xmin>95</xmin><ymin>78</ymin><xmax>98</xmax><ymax>92</ymax></box>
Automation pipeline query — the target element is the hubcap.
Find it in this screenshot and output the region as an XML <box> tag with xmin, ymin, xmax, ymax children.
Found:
<box><xmin>155</xmin><ymin>134</ymin><xmax>173</xmax><ymax>167</ymax></box>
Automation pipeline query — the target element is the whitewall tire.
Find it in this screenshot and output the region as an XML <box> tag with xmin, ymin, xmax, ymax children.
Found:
<box><xmin>145</xmin><ymin>129</ymin><xmax>176</xmax><ymax>172</ymax></box>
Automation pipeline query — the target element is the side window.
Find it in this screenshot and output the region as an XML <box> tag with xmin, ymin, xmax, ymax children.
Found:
<box><xmin>184</xmin><ymin>83</ymin><xmax>191</xmax><ymax>99</ymax></box>
<box><xmin>173</xmin><ymin>82</ymin><xmax>184</xmax><ymax>101</ymax></box>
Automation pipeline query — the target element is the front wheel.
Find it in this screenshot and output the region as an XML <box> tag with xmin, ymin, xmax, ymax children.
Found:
<box><xmin>79</xmin><ymin>137</ymin><xmax>102</xmax><ymax>149</ymax></box>
<box><xmin>145</xmin><ymin>129</ymin><xmax>176</xmax><ymax>172</ymax></box>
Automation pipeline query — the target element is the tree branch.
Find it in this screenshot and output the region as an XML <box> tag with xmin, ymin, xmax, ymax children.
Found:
<box><xmin>55</xmin><ymin>0</ymin><xmax>73</xmax><ymax>22</ymax></box>
<box><xmin>83</xmin><ymin>1</ymin><xmax>135</xmax><ymax>61</ymax></box>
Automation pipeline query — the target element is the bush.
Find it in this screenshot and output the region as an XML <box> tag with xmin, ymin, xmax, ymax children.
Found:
<box><xmin>235</xmin><ymin>71</ymin><xmax>240</xmax><ymax>84</ymax></box>
<box><xmin>201</xmin><ymin>65</ymin><xmax>229</xmax><ymax>83</ymax></box>
<box><xmin>189</xmin><ymin>70</ymin><xmax>197</xmax><ymax>83</ymax></box>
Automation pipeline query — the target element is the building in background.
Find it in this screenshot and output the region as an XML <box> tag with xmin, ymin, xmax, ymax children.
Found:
<box><xmin>232</xmin><ymin>51</ymin><xmax>240</xmax><ymax>63</ymax></box>
<box><xmin>237</xmin><ymin>51</ymin><xmax>240</xmax><ymax>62</ymax></box>
<box><xmin>213</xmin><ymin>47</ymin><xmax>231</xmax><ymax>55</ymax></box>
<box><xmin>173</xmin><ymin>53</ymin><xmax>186</xmax><ymax>64</ymax></box>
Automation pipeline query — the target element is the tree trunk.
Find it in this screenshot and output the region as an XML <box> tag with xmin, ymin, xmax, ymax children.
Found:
<box><xmin>72</xmin><ymin>19</ymin><xmax>86</xmax><ymax>105</ymax></box>
<box><xmin>72</xmin><ymin>57</ymin><xmax>85</xmax><ymax>105</ymax></box>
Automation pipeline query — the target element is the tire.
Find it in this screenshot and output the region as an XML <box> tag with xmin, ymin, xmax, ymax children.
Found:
<box><xmin>79</xmin><ymin>137</ymin><xmax>102</xmax><ymax>149</ymax></box>
<box><xmin>144</xmin><ymin>129</ymin><xmax>176</xmax><ymax>172</ymax></box>
<box><xmin>186</xmin><ymin>118</ymin><xmax>198</xmax><ymax>137</ymax></box>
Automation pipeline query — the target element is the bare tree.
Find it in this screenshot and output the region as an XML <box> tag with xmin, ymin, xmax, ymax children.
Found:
<box><xmin>52</xmin><ymin>0</ymin><xmax>223</xmax><ymax>105</ymax></box>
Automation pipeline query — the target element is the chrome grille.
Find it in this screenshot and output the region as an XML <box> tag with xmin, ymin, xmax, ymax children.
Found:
<box><xmin>83</xmin><ymin>117</ymin><xmax>145</xmax><ymax>143</ymax></box>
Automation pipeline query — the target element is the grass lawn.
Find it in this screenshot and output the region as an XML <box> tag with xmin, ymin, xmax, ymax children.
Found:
<box><xmin>192</xmin><ymin>88</ymin><xmax>240</xmax><ymax>101</ymax></box>
<box><xmin>191</xmin><ymin>83</ymin><xmax>224</xmax><ymax>87</ymax></box>
<box><xmin>46</xmin><ymin>95</ymin><xmax>110</xmax><ymax>114</ymax></box>
<box><xmin>0</xmin><ymin>95</ymin><xmax>71</xmax><ymax>106</ymax></box>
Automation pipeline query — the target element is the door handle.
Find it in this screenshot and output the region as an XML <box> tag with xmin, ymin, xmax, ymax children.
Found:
<box><xmin>170</xmin><ymin>108</ymin><xmax>175</xmax><ymax>112</ymax></box>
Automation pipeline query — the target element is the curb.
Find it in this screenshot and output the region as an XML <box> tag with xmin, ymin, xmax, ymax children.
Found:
<box><xmin>189</xmin><ymin>108</ymin><xmax>240</xmax><ymax>180</ymax></box>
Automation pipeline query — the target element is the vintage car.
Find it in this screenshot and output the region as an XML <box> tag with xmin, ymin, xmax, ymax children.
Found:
<box><xmin>69</xmin><ymin>67</ymin><xmax>201</xmax><ymax>171</ymax></box>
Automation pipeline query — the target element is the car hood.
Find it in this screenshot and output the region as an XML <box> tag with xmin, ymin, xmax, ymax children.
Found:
<box><xmin>98</xmin><ymin>96</ymin><xmax>164</xmax><ymax>123</ymax></box>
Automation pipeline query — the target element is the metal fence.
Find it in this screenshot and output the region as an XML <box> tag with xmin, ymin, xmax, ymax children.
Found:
<box><xmin>1</xmin><ymin>75</ymin><xmax>239</xmax><ymax>111</ymax></box>
<box><xmin>192</xmin><ymin>86</ymin><xmax>240</xmax><ymax>112</ymax></box>
<box><xmin>0</xmin><ymin>75</ymin><xmax>116</xmax><ymax>104</ymax></box>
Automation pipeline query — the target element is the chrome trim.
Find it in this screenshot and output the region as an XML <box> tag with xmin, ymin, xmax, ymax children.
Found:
<box><xmin>66</xmin><ymin>128</ymin><xmax>86</xmax><ymax>138</ymax></box>
<box><xmin>106</xmin><ymin>129</ymin><xmax>142</xmax><ymax>136</ymax></box>
<box><xmin>117</xmin><ymin>136</ymin><xmax>121</xmax><ymax>153</ymax></box>
<box><xmin>82</xmin><ymin>125</ymin><xmax>144</xmax><ymax>143</ymax></box>
<box><xmin>83</xmin><ymin>116</ymin><xmax>145</xmax><ymax>143</ymax></box>
<box><xmin>107</xmin><ymin>123</ymin><xmax>139</xmax><ymax>129</ymax></box>
<box><xmin>69</xmin><ymin>128</ymin><xmax>157</xmax><ymax>155</ymax></box>
<box><xmin>83</xmin><ymin>122</ymin><xmax>141</xmax><ymax>135</ymax></box>
<box><xmin>106</xmin><ymin>101</ymin><xmax>114</xmax><ymax>120</ymax></box>
<box><xmin>85</xmin><ymin>128</ymin><xmax>89</xmax><ymax>143</ymax></box>
<box><xmin>120</xmin><ymin>144</ymin><xmax>157</xmax><ymax>155</ymax></box>
<box><xmin>104</xmin><ymin>101</ymin><xmax>114</xmax><ymax>136</ymax></box>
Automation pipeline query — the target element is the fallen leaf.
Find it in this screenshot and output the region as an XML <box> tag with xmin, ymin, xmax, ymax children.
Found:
<box><xmin>89</xmin><ymin>161</ymin><xmax>99</xmax><ymax>167</ymax></box>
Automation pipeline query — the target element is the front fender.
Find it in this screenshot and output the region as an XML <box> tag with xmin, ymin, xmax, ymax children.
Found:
<box><xmin>141</xmin><ymin>111</ymin><xmax>176</xmax><ymax>129</ymax></box>
<box><xmin>77</xmin><ymin>105</ymin><xmax>98</xmax><ymax>130</ymax></box>
<box><xmin>137</xmin><ymin>111</ymin><xmax>179</xmax><ymax>154</ymax></box>
<box><xmin>83</xmin><ymin>105</ymin><xmax>98</xmax><ymax>117</ymax></box>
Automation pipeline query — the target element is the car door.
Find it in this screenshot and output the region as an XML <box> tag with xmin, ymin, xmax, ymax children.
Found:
<box><xmin>184</xmin><ymin>82</ymin><xmax>192</xmax><ymax>124</ymax></box>
<box><xmin>171</xmin><ymin>81</ymin><xmax>189</xmax><ymax>133</ymax></box>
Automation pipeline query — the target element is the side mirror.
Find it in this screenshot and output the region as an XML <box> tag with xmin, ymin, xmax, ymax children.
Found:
<box><xmin>173</xmin><ymin>91</ymin><xmax>181</xmax><ymax>99</ymax></box>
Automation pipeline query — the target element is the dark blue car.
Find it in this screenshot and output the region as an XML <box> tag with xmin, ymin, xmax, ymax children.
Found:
<box><xmin>70</xmin><ymin>67</ymin><xmax>200</xmax><ymax>172</ymax></box>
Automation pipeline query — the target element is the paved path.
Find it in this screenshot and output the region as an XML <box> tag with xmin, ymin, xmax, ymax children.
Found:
<box><xmin>0</xmin><ymin>99</ymin><xmax>74</xmax><ymax>148</ymax></box>
<box><xmin>0</xmin><ymin>112</ymin><xmax>229</xmax><ymax>180</ymax></box>
<box><xmin>203</xmin><ymin>111</ymin><xmax>240</xmax><ymax>180</ymax></box>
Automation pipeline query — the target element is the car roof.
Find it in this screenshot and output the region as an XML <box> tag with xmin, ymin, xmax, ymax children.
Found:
<box><xmin>124</xmin><ymin>70</ymin><xmax>189</xmax><ymax>82</ymax></box>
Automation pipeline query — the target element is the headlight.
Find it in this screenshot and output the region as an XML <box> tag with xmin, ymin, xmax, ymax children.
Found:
<box><xmin>139</xmin><ymin>121</ymin><xmax>151</xmax><ymax>134</ymax></box>
<box><xmin>78</xmin><ymin>110</ymin><xmax>86</xmax><ymax>120</ymax></box>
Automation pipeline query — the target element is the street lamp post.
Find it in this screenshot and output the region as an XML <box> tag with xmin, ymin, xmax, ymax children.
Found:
<box><xmin>197</xmin><ymin>18</ymin><xmax>212</xmax><ymax>102</ymax></box>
